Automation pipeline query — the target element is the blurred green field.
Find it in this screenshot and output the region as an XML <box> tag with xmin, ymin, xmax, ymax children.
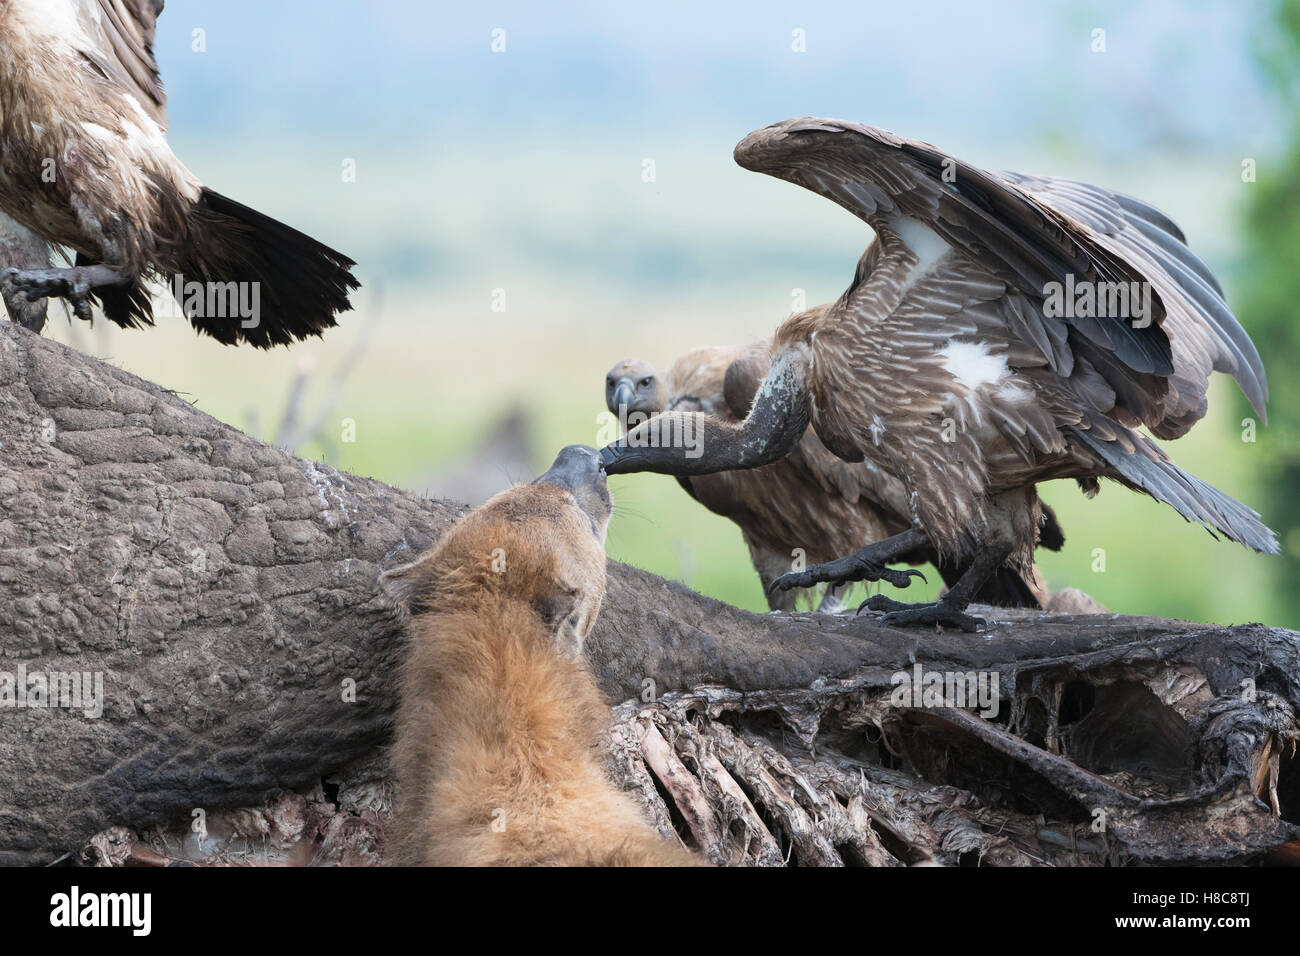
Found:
<box><xmin>41</xmin><ymin>140</ymin><xmax>1291</xmax><ymax>629</ymax></box>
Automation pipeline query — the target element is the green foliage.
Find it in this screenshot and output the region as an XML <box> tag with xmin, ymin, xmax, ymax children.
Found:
<box><xmin>1239</xmin><ymin>0</ymin><xmax>1300</xmax><ymax>622</ymax></box>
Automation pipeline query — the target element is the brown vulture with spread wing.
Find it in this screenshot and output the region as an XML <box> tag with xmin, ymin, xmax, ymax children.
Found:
<box><xmin>605</xmin><ymin>347</ymin><xmax>1066</xmax><ymax>612</ymax></box>
<box><xmin>601</xmin><ymin>118</ymin><xmax>1277</xmax><ymax>631</ymax></box>
<box><xmin>0</xmin><ymin>0</ymin><xmax>358</xmax><ymax>345</ymax></box>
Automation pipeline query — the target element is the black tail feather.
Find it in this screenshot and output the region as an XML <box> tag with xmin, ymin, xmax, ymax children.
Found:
<box><xmin>175</xmin><ymin>188</ymin><xmax>359</xmax><ymax>347</ymax></box>
<box><xmin>933</xmin><ymin>558</ymin><xmax>1043</xmax><ymax>609</ymax></box>
<box><xmin>1039</xmin><ymin>502</ymin><xmax>1065</xmax><ymax>551</ymax></box>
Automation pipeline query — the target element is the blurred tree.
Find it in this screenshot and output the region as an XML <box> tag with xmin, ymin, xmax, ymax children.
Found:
<box><xmin>1241</xmin><ymin>0</ymin><xmax>1300</xmax><ymax>625</ymax></box>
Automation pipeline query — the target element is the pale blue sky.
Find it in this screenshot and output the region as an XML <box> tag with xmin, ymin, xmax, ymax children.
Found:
<box><xmin>157</xmin><ymin>0</ymin><xmax>1274</xmax><ymax>150</ymax></box>
<box><xmin>150</xmin><ymin>1</ymin><xmax>1280</xmax><ymax>297</ymax></box>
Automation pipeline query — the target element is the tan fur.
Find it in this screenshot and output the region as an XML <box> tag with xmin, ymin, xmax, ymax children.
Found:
<box><xmin>384</xmin><ymin>482</ymin><xmax>699</xmax><ymax>867</ymax></box>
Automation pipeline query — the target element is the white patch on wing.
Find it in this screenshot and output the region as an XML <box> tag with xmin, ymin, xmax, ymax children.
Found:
<box><xmin>894</xmin><ymin>216</ymin><xmax>952</xmax><ymax>288</ymax></box>
<box><xmin>938</xmin><ymin>340</ymin><xmax>1008</xmax><ymax>391</ymax></box>
<box><xmin>935</xmin><ymin>340</ymin><xmax>1032</xmax><ymax>431</ymax></box>
<box><xmin>119</xmin><ymin>94</ymin><xmax>203</xmax><ymax>201</ymax></box>
<box><xmin>122</xmin><ymin>95</ymin><xmax>168</xmax><ymax>143</ymax></box>
<box><xmin>18</xmin><ymin>0</ymin><xmax>91</xmax><ymax>46</ymax></box>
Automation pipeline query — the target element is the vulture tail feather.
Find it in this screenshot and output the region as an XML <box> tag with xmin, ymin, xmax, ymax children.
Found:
<box><xmin>1069</xmin><ymin>427</ymin><xmax>1279</xmax><ymax>554</ymax></box>
<box><xmin>173</xmin><ymin>188</ymin><xmax>359</xmax><ymax>348</ymax></box>
<box><xmin>933</xmin><ymin>559</ymin><xmax>1043</xmax><ymax>609</ymax></box>
<box><xmin>1040</xmin><ymin>503</ymin><xmax>1066</xmax><ymax>551</ymax></box>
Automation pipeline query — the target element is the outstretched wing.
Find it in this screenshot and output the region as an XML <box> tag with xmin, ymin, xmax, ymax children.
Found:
<box><xmin>997</xmin><ymin>171</ymin><xmax>1266</xmax><ymax>431</ymax></box>
<box><xmin>76</xmin><ymin>0</ymin><xmax>168</xmax><ymax>126</ymax></box>
<box><xmin>734</xmin><ymin>118</ymin><xmax>1266</xmax><ymax>438</ymax></box>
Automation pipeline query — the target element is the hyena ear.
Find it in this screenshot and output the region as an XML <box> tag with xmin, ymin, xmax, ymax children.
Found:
<box><xmin>537</xmin><ymin>588</ymin><xmax>579</xmax><ymax>633</ymax></box>
<box><xmin>378</xmin><ymin>558</ymin><xmax>435</xmax><ymax>616</ymax></box>
<box><xmin>536</xmin><ymin>587</ymin><xmax>588</xmax><ymax>658</ymax></box>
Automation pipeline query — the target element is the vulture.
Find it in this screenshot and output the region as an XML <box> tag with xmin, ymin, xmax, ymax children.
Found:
<box><xmin>0</xmin><ymin>0</ymin><xmax>358</xmax><ymax>346</ymax></box>
<box><xmin>601</xmin><ymin>118</ymin><xmax>1277</xmax><ymax>631</ymax></box>
<box><xmin>605</xmin><ymin>348</ymin><xmax>1065</xmax><ymax>612</ymax></box>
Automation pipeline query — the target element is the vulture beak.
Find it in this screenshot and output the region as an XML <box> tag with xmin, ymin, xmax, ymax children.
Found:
<box><xmin>612</xmin><ymin>380</ymin><xmax>636</xmax><ymax>412</ymax></box>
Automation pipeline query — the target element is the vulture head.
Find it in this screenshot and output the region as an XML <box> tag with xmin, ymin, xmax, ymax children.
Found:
<box><xmin>604</xmin><ymin>359</ymin><xmax>664</xmax><ymax>428</ymax></box>
<box><xmin>606</xmin><ymin>345</ymin><xmax>772</xmax><ymax>428</ymax></box>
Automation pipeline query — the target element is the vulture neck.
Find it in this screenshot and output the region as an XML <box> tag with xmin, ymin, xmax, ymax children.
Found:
<box><xmin>602</xmin><ymin>346</ymin><xmax>811</xmax><ymax>476</ymax></box>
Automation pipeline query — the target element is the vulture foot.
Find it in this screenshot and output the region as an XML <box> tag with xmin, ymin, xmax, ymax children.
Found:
<box><xmin>0</xmin><ymin>279</ymin><xmax>47</xmax><ymax>332</ymax></box>
<box><xmin>867</xmin><ymin>598</ymin><xmax>984</xmax><ymax>633</ymax></box>
<box><xmin>856</xmin><ymin>594</ymin><xmax>911</xmax><ymax>615</ymax></box>
<box><xmin>1</xmin><ymin>264</ymin><xmax>128</xmax><ymax>324</ymax></box>
<box><xmin>768</xmin><ymin>551</ymin><xmax>925</xmax><ymax>596</ymax></box>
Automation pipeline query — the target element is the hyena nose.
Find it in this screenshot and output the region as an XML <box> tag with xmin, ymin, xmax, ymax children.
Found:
<box><xmin>533</xmin><ymin>445</ymin><xmax>604</xmax><ymax>493</ymax></box>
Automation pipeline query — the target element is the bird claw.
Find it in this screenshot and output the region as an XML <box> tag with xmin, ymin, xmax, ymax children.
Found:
<box><xmin>2</xmin><ymin>266</ymin><xmax>112</xmax><ymax>323</ymax></box>
<box><xmin>3</xmin><ymin>267</ymin><xmax>71</xmax><ymax>301</ymax></box>
<box><xmin>876</xmin><ymin>602</ymin><xmax>985</xmax><ymax>633</ymax></box>
<box><xmin>768</xmin><ymin>558</ymin><xmax>926</xmax><ymax>595</ymax></box>
<box><xmin>882</xmin><ymin>567</ymin><xmax>927</xmax><ymax>589</ymax></box>
<box><xmin>767</xmin><ymin>571</ymin><xmax>811</xmax><ymax>595</ymax></box>
<box><xmin>856</xmin><ymin>594</ymin><xmax>911</xmax><ymax>616</ymax></box>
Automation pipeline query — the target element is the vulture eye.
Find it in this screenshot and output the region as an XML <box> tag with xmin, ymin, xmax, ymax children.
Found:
<box><xmin>606</xmin><ymin>378</ymin><xmax>615</xmax><ymax>388</ymax></box>
<box><xmin>639</xmin><ymin>377</ymin><xmax>653</xmax><ymax>388</ymax></box>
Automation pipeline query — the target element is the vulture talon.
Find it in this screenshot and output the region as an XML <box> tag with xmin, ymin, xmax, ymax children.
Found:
<box><xmin>770</xmin><ymin>551</ymin><xmax>916</xmax><ymax>594</ymax></box>
<box><xmin>2</xmin><ymin>265</ymin><xmax>125</xmax><ymax>305</ymax></box>
<box><xmin>879</xmin><ymin>602</ymin><xmax>985</xmax><ymax>634</ymax></box>
<box><xmin>881</xmin><ymin>567</ymin><xmax>926</xmax><ymax>589</ymax></box>
<box><xmin>856</xmin><ymin>594</ymin><xmax>911</xmax><ymax>616</ymax></box>
<box><xmin>768</xmin><ymin>572</ymin><xmax>808</xmax><ymax>594</ymax></box>
<box><xmin>3</xmin><ymin>265</ymin><xmax>132</xmax><ymax>326</ymax></box>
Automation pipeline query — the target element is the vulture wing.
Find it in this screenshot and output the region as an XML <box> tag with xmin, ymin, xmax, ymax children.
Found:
<box><xmin>996</xmin><ymin>172</ymin><xmax>1266</xmax><ymax>432</ymax></box>
<box><xmin>76</xmin><ymin>0</ymin><xmax>168</xmax><ymax>126</ymax></box>
<box><xmin>735</xmin><ymin>118</ymin><xmax>1175</xmax><ymax>375</ymax></box>
<box><xmin>734</xmin><ymin>117</ymin><xmax>1275</xmax><ymax>553</ymax></box>
<box><xmin>733</xmin><ymin>118</ymin><xmax>1266</xmax><ymax>432</ymax></box>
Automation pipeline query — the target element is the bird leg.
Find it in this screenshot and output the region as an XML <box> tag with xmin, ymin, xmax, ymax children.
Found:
<box><xmin>767</xmin><ymin>527</ymin><xmax>930</xmax><ymax>595</ymax></box>
<box><xmin>0</xmin><ymin>264</ymin><xmax>130</xmax><ymax>325</ymax></box>
<box><xmin>858</xmin><ymin>543</ymin><xmax>1013</xmax><ymax>633</ymax></box>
